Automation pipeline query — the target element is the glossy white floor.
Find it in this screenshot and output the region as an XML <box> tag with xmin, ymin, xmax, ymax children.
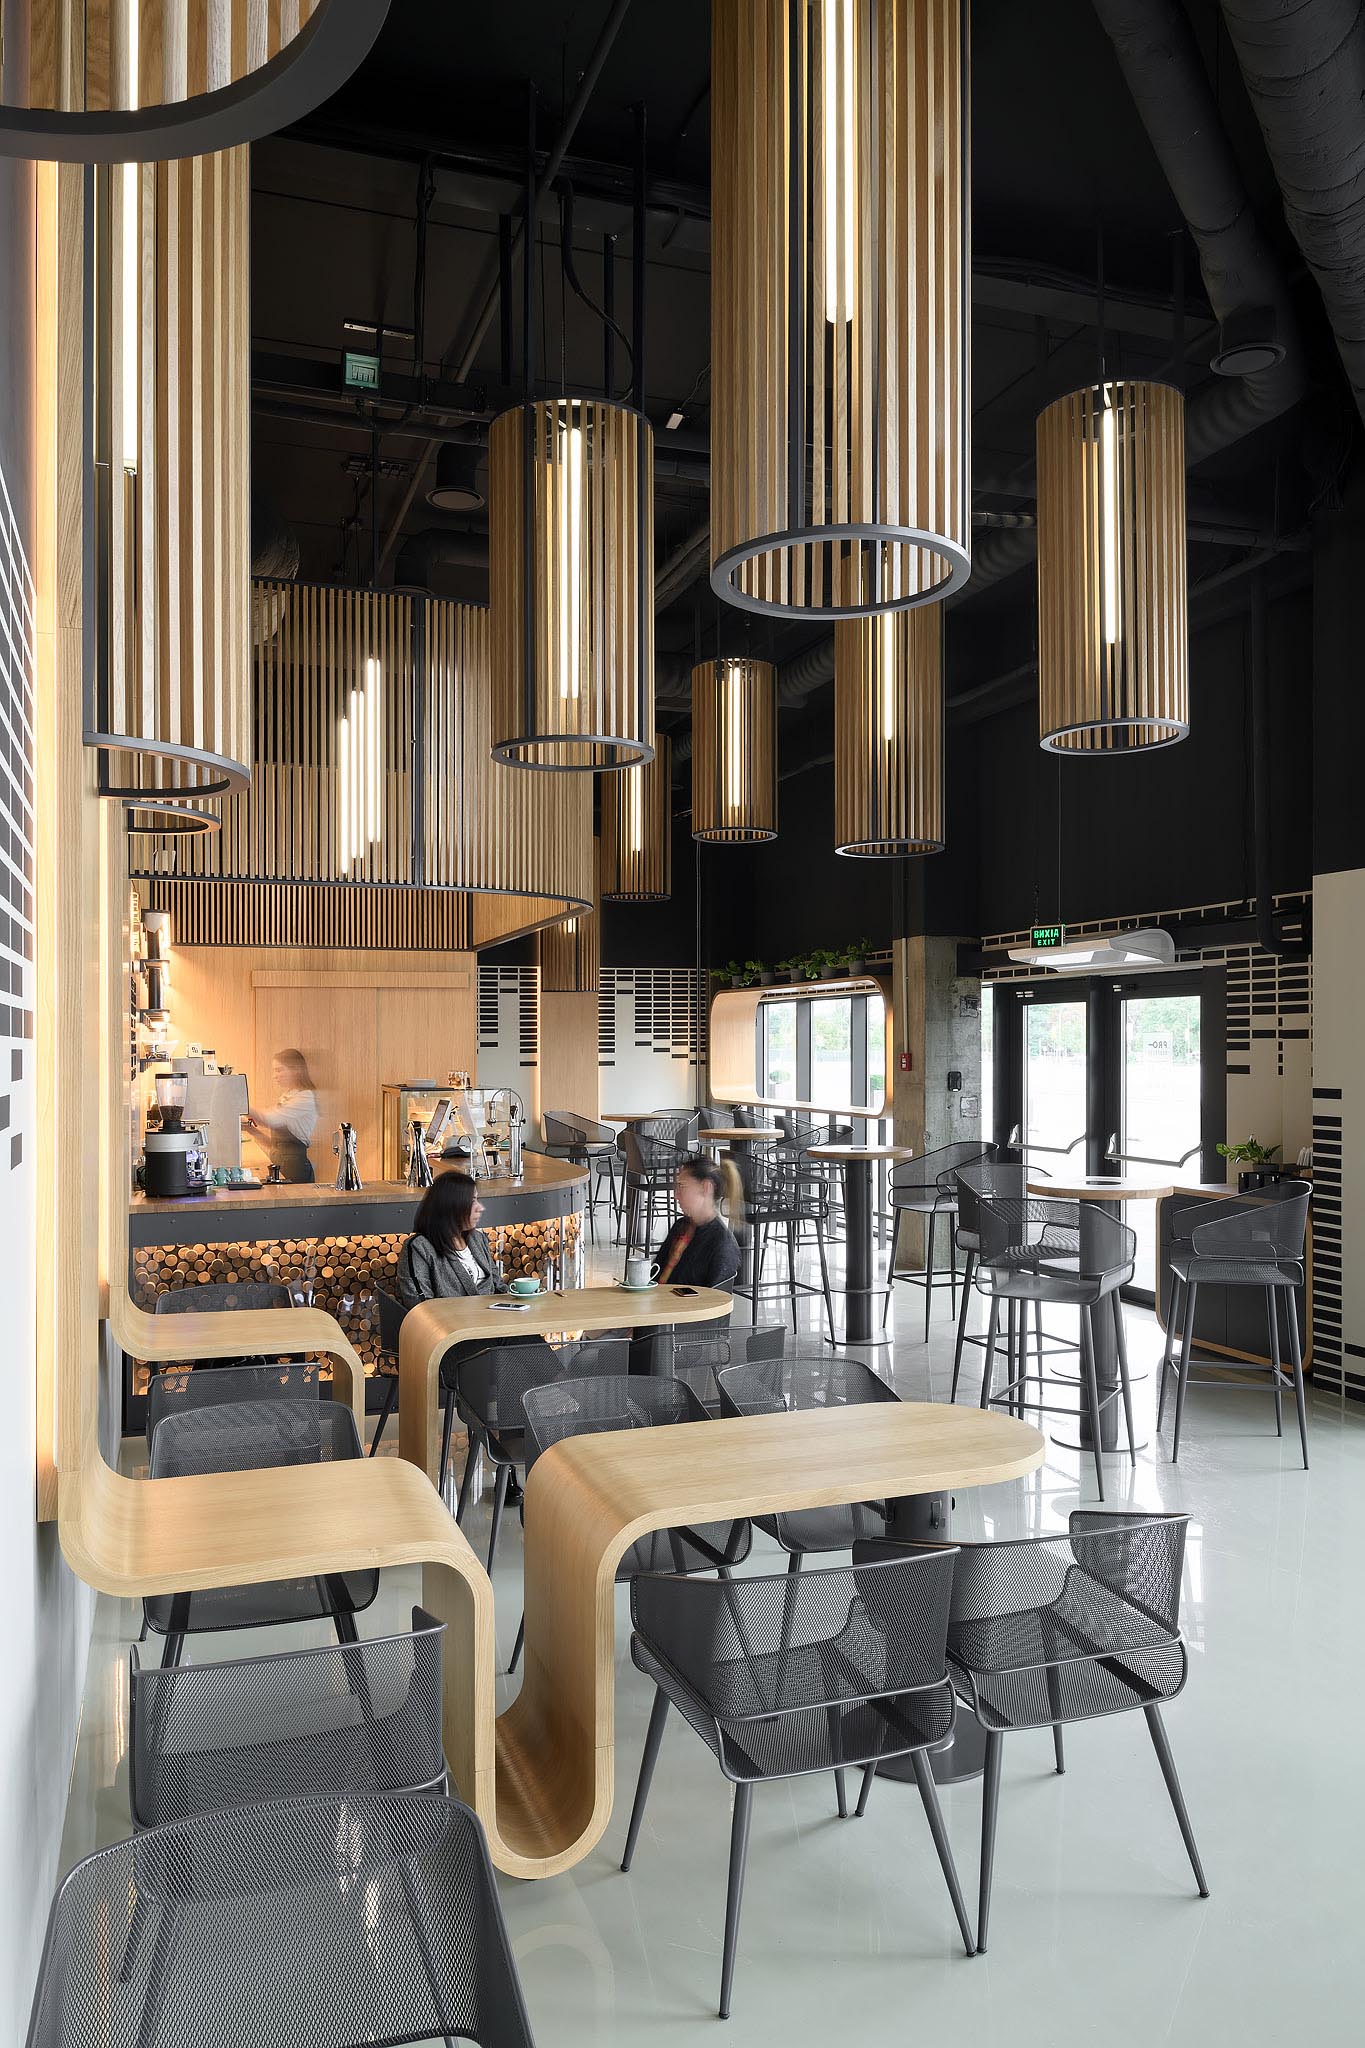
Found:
<box><xmin>60</xmin><ymin>1224</ymin><xmax>1364</xmax><ymax>2045</ymax></box>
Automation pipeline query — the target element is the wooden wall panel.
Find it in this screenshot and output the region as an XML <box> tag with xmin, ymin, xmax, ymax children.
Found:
<box><xmin>540</xmin><ymin>992</ymin><xmax>601</xmax><ymax>1123</ymax></box>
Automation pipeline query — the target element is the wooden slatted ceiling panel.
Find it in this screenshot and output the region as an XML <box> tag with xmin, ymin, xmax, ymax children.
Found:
<box><xmin>16</xmin><ymin>0</ymin><xmax>324</xmax><ymax>112</ymax></box>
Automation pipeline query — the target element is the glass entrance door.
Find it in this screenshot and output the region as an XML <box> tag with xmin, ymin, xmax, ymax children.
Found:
<box><xmin>1022</xmin><ymin>997</ymin><xmax>1088</xmax><ymax>1163</ymax></box>
<box><xmin>1121</xmin><ymin>990</ymin><xmax>1203</xmax><ymax>1292</ymax></box>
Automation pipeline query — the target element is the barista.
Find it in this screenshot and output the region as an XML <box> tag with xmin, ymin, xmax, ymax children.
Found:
<box><xmin>244</xmin><ymin>1047</ymin><xmax>319</xmax><ymax>1184</ymax></box>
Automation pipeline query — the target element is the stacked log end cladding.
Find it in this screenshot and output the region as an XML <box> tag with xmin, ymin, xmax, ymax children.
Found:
<box><xmin>131</xmin><ymin>1213</ymin><xmax>584</xmax><ymax>1389</ymax></box>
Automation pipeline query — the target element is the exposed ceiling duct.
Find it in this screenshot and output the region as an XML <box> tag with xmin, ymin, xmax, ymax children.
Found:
<box><xmin>1218</xmin><ymin>0</ymin><xmax>1365</xmax><ymax>431</ymax></box>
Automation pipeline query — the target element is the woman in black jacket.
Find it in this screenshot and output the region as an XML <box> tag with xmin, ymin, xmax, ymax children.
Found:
<box><xmin>654</xmin><ymin>1154</ymin><xmax>743</xmax><ymax>1289</ymax></box>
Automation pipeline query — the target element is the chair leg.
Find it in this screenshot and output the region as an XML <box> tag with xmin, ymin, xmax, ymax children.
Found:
<box><xmin>453</xmin><ymin>1434</ymin><xmax>479</xmax><ymax>1525</ymax></box>
<box><xmin>1143</xmin><ymin>1704</ymin><xmax>1209</xmax><ymax>1897</ymax></box>
<box><xmin>1171</xmin><ymin>1282</ymin><xmax>1198</xmax><ymax>1464</ymax></box>
<box><xmin>910</xmin><ymin>1749</ymin><xmax>976</xmax><ymax>1957</ymax></box>
<box><xmin>950</xmin><ymin>1249</ymin><xmax>976</xmax><ymax>1404</ymax></box>
<box><xmin>977</xmin><ymin>1729</ymin><xmax>1004</xmax><ymax>1954</ymax></box>
<box><xmin>924</xmin><ymin>1210</ymin><xmax>936</xmax><ymax>1345</ymax></box>
<box><xmin>437</xmin><ymin>1389</ymin><xmax>457</xmax><ymax>1501</ymax></box>
<box><xmin>1266</xmin><ymin>1285</ymin><xmax>1284</xmax><ymax>1437</ymax></box>
<box><xmin>1079</xmin><ymin>1304</ymin><xmax>1106</xmax><ymax>1499</ymax></box>
<box><xmin>815</xmin><ymin>1219</ymin><xmax>836</xmax><ymax>1345</ymax></box>
<box><xmin>1286</xmin><ymin>1288</ymin><xmax>1309</xmax><ymax>1470</ymax></box>
<box><xmin>785</xmin><ymin>1218</ymin><xmax>798</xmax><ymax>1333</ymax></box>
<box><xmin>856</xmin><ymin>1760</ymin><xmax>878</xmax><ymax>1818</ymax></box>
<box><xmin>1158</xmin><ymin>1273</ymin><xmax>1180</xmax><ymax>1431</ymax></box>
<box><xmin>507</xmin><ymin>1613</ymin><xmax>525</xmax><ymax>1675</ymax></box>
<box><xmin>485</xmin><ymin>1462</ymin><xmax>511</xmax><ymax>1575</ymax></box>
<box><xmin>1052</xmin><ymin>1723</ymin><xmax>1066</xmax><ymax>1775</ymax></box>
<box><xmin>1113</xmin><ymin>1290</ymin><xmax>1137</xmax><ymax>1465</ymax></box>
<box><xmin>621</xmin><ymin>1686</ymin><xmax>670</xmax><ymax>1872</ymax></box>
<box><xmin>719</xmin><ymin>1782</ymin><xmax>754</xmax><ymax>2020</ymax></box>
<box><xmin>978</xmin><ymin>1297</ymin><xmax>1000</xmax><ymax>1409</ymax></box>
<box><xmin>368</xmin><ymin>1371</ymin><xmax>399</xmax><ymax>1456</ymax></box>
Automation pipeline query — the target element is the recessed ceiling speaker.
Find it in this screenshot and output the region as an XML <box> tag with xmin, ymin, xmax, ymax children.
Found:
<box><xmin>1209</xmin><ymin>307</ymin><xmax>1286</xmax><ymax>378</ymax></box>
<box><xmin>427</xmin><ymin>441</ymin><xmax>485</xmax><ymax>513</ymax></box>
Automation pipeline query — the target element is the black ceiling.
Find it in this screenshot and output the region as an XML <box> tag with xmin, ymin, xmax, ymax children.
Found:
<box><xmin>249</xmin><ymin>0</ymin><xmax>1331</xmax><ymax>713</ymax></box>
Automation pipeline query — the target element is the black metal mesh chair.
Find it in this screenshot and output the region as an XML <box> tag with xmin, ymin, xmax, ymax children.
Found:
<box><xmin>669</xmin><ymin>1324</ymin><xmax>787</xmax><ymax>1415</ymax></box>
<box><xmin>949</xmin><ymin>1159</ymin><xmax>1030</xmax><ymax>1401</ymax></box>
<box><xmin>366</xmin><ymin>1287</ymin><xmax>406</xmax><ymax>1456</ymax></box>
<box><xmin>504</xmin><ymin>1375</ymin><xmax>751</xmax><ymax>1674</ymax></box>
<box><xmin>148</xmin><ymin>1282</ymin><xmax>298</xmax><ymax>1389</ymax></box>
<box><xmin>717</xmin><ymin>1355</ymin><xmax>898</xmax><ymax>1556</ymax></box>
<box><xmin>129</xmin><ymin>1607</ymin><xmax>447</xmax><ymax>1829</ymax></box>
<box><xmin>975</xmin><ymin>1196</ymin><xmax>1136</xmax><ymax>1499</ymax></box>
<box><xmin>144</xmin><ymin>1398</ymin><xmax>377</xmax><ymax>1664</ymax></box>
<box><xmin>620</xmin><ymin>1128</ymin><xmax>689</xmax><ymax>1254</ymax></box>
<box><xmin>889</xmin><ymin>1143</ymin><xmax>993</xmax><ymax>1343</ymax></box>
<box><xmin>451</xmin><ymin>1340</ymin><xmax>565</xmax><ymax>1570</ymax></box>
<box><xmin>736</xmin><ymin>1151</ymin><xmax>836</xmax><ymax>1340</ymax></box>
<box><xmin>937</xmin><ymin>1511</ymin><xmax>1207</xmax><ymax>1951</ymax></box>
<box><xmin>1160</xmin><ymin>1181</ymin><xmax>1311</xmax><ymax>1468</ymax></box>
<box><xmin>27</xmin><ymin>1792</ymin><xmax>536</xmax><ymax>2048</ymax></box>
<box><xmin>620</xmin><ymin>1550</ymin><xmax>972</xmax><ymax>2016</ymax></box>
<box><xmin>543</xmin><ymin>1110</ymin><xmax>622</xmax><ymax>1234</ymax></box>
<box><xmin>144</xmin><ymin>1360</ymin><xmax>326</xmax><ymax>1450</ymax></box>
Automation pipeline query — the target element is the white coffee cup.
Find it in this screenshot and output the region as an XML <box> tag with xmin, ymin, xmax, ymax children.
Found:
<box><xmin>624</xmin><ymin>1254</ymin><xmax>660</xmax><ymax>1287</ymax></box>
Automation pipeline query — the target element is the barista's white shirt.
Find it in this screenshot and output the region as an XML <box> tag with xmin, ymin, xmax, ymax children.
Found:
<box><xmin>256</xmin><ymin>1087</ymin><xmax>319</xmax><ymax>1145</ymax></box>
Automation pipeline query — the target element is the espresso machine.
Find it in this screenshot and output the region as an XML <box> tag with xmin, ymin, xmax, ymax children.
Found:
<box><xmin>144</xmin><ymin>1073</ymin><xmax>211</xmax><ymax>1198</ymax></box>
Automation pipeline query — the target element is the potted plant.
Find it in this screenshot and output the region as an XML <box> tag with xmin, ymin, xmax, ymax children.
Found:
<box><xmin>1215</xmin><ymin>1136</ymin><xmax>1282</xmax><ymax>1192</ymax></box>
<box><xmin>780</xmin><ymin>956</ymin><xmax>806</xmax><ymax>985</ymax></box>
<box><xmin>718</xmin><ymin>960</ymin><xmax>745</xmax><ymax>990</ymax></box>
<box><xmin>745</xmin><ymin>959</ymin><xmax>775</xmax><ymax>987</ymax></box>
<box><xmin>844</xmin><ymin>937</ymin><xmax>872</xmax><ymax>975</ymax></box>
<box><xmin>810</xmin><ymin>948</ymin><xmax>839</xmax><ymax>982</ymax></box>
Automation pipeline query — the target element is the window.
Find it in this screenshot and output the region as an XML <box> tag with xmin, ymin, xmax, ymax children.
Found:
<box><xmin>1023</xmin><ymin>998</ymin><xmax>1088</xmax><ymax>1156</ymax></box>
<box><xmin>809</xmin><ymin>998</ymin><xmax>852</xmax><ymax>1105</ymax></box>
<box><xmin>980</xmin><ymin>986</ymin><xmax>994</xmax><ymax>1144</ymax></box>
<box><xmin>866</xmin><ymin>994</ymin><xmax>886</xmax><ymax>1104</ymax></box>
<box><xmin>763</xmin><ymin>1002</ymin><xmax>797</xmax><ymax>1102</ymax></box>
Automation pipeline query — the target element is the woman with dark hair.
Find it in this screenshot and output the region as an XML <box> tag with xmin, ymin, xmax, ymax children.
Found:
<box><xmin>396</xmin><ymin>1172</ymin><xmax>506</xmax><ymax>1308</ymax></box>
<box><xmin>653</xmin><ymin>1154</ymin><xmax>744</xmax><ymax>1289</ymax></box>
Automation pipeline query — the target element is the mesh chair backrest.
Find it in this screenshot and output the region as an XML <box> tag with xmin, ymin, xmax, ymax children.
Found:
<box><xmin>946</xmin><ymin>1512</ymin><xmax>1188</xmax><ymax>1640</ymax></box>
<box><xmin>553</xmin><ymin>1336</ymin><xmax>632</xmax><ymax>1378</ymax></box>
<box><xmin>669</xmin><ymin>1326</ymin><xmax>785</xmax><ymax>1414</ymax></box>
<box><xmin>1069</xmin><ymin>1510</ymin><xmax>1188</xmax><ymax>1632</ymax></box>
<box><xmin>779</xmin><ymin>1113</ymin><xmax>820</xmax><ymax>1147</ymax></box>
<box><xmin>954</xmin><ymin>1158</ymin><xmax>1027</xmax><ymax>1237</ymax></box>
<box><xmin>522</xmin><ymin>1373</ymin><xmax>708</xmax><ymax>1468</ymax></box>
<box><xmin>146</xmin><ymin>1361</ymin><xmax>323</xmax><ymax>1445</ymax></box>
<box><xmin>718</xmin><ymin>1354</ymin><xmax>896</xmax><ymax>1417</ymax></box>
<box><xmin>730</xmin><ymin>1103</ymin><xmax>754</xmax><ymax>1128</ymax></box>
<box><xmin>636</xmin><ymin>1128</ymin><xmax>685</xmax><ymax>1173</ymax></box>
<box><xmin>149</xmin><ymin>1398</ymin><xmax>362</xmax><ymax>1479</ymax></box>
<box><xmin>581</xmin><ymin>1115</ymin><xmax>619</xmax><ymax>1146</ymax></box>
<box><xmin>1191</xmin><ymin>1180</ymin><xmax>1310</xmax><ymax>1262</ymax></box>
<box><xmin>631</xmin><ymin>1551</ymin><xmax>956</xmax><ymax>1715</ymax></box>
<box><xmin>642</xmin><ymin>1113</ymin><xmax>697</xmax><ymax>1152</ymax></box>
<box><xmin>455</xmin><ymin>1341</ymin><xmax>565</xmax><ymax>1441</ymax></box>
<box><xmin>129</xmin><ymin>1607</ymin><xmax>446</xmax><ymax>1828</ymax></box>
<box><xmin>542</xmin><ymin>1111</ymin><xmax>586</xmax><ymax>1151</ymax></box>
<box><xmin>28</xmin><ymin>1793</ymin><xmax>535</xmax><ymax>2048</ymax></box>
<box><xmin>375</xmin><ymin>1288</ymin><xmax>405</xmax><ymax>1357</ymax></box>
<box><xmin>979</xmin><ymin>1195</ymin><xmax>1134</xmax><ymax>1280</ymax></box>
<box><xmin>153</xmin><ymin>1282</ymin><xmax>293</xmax><ymax>1315</ymax></box>
<box><xmin>892</xmin><ymin>1140</ymin><xmax>993</xmax><ymax>1199</ymax></box>
<box><xmin>704</xmin><ymin>1105</ymin><xmax>736</xmax><ymax>1130</ymax></box>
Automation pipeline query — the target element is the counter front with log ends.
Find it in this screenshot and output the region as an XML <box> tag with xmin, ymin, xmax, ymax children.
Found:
<box><xmin>127</xmin><ymin>1156</ymin><xmax>588</xmax><ymax>1426</ymax></box>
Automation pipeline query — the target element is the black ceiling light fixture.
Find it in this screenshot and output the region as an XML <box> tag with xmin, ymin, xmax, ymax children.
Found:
<box><xmin>427</xmin><ymin>439</ymin><xmax>486</xmax><ymax>513</ymax></box>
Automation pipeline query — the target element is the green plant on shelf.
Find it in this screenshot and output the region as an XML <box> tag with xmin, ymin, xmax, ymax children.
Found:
<box><xmin>744</xmin><ymin>959</ymin><xmax>770</xmax><ymax>987</ymax></box>
<box><xmin>1215</xmin><ymin>1137</ymin><xmax>1280</xmax><ymax>1165</ymax></box>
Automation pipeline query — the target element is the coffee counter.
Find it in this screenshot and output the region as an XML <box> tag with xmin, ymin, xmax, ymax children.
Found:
<box><xmin>126</xmin><ymin>1155</ymin><xmax>589</xmax><ymax>1425</ymax></box>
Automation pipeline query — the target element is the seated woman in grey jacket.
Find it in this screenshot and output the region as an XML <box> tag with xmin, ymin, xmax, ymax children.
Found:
<box><xmin>396</xmin><ymin>1173</ymin><xmax>506</xmax><ymax>1307</ymax></box>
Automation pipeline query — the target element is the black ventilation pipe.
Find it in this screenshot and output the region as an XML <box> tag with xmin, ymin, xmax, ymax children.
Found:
<box><xmin>1220</xmin><ymin>0</ymin><xmax>1365</xmax><ymax>431</ymax></box>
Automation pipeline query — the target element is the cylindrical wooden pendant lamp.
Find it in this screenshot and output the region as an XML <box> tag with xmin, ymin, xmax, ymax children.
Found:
<box><xmin>488</xmin><ymin>398</ymin><xmax>655</xmax><ymax>770</ymax></box>
<box><xmin>1036</xmin><ymin>380</ymin><xmax>1188</xmax><ymax>753</ymax></box>
<box><xmin>601</xmin><ymin>736</ymin><xmax>673</xmax><ymax>901</ymax></box>
<box><xmin>92</xmin><ymin>147</ymin><xmax>252</xmax><ymax>815</ymax></box>
<box><xmin>710</xmin><ymin>0</ymin><xmax>970</xmax><ymax>617</ymax></box>
<box><xmin>691</xmin><ymin>658</ymin><xmax>778</xmax><ymax>843</ymax></box>
<box><xmin>539</xmin><ymin>842</ymin><xmax>601</xmax><ymax>994</ymax></box>
<box><xmin>0</xmin><ymin>1</ymin><xmax>391</xmax><ymax>160</ymax></box>
<box><xmin>834</xmin><ymin>606</ymin><xmax>944</xmax><ymax>855</ymax></box>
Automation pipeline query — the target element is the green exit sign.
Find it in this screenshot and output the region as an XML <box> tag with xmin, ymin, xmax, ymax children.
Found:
<box><xmin>343</xmin><ymin>350</ymin><xmax>381</xmax><ymax>392</ymax></box>
<box><xmin>1031</xmin><ymin>923</ymin><xmax>1066</xmax><ymax>949</ymax></box>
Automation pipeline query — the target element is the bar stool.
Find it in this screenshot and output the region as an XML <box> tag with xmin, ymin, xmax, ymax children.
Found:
<box><xmin>716</xmin><ymin>1354</ymin><xmax>899</xmax><ymax>1563</ymax></box>
<box><xmin>735</xmin><ymin>1151</ymin><xmax>836</xmax><ymax>1341</ymax></box>
<box><xmin>543</xmin><ymin>1110</ymin><xmax>622</xmax><ymax>1236</ymax></box>
<box><xmin>888</xmin><ymin>1143</ymin><xmax>993</xmax><ymax>1342</ymax></box>
<box><xmin>1160</xmin><ymin>1180</ymin><xmax>1311</xmax><ymax>1468</ymax></box>
<box><xmin>949</xmin><ymin>1159</ymin><xmax>1069</xmax><ymax>1402</ymax></box>
<box><xmin>620</xmin><ymin>1128</ymin><xmax>686</xmax><ymax>1255</ymax></box>
<box><xmin>975</xmin><ymin>1195</ymin><xmax>1137</xmax><ymax>1499</ymax></box>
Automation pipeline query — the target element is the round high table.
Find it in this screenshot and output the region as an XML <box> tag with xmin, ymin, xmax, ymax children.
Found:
<box><xmin>1026</xmin><ymin>1174</ymin><xmax>1173</xmax><ymax>1451</ymax></box>
<box><xmin>808</xmin><ymin>1144</ymin><xmax>911</xmax><ymax>1344</ymax></box>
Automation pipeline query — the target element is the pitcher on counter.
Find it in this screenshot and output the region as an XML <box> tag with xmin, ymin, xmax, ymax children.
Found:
<box><xmin>244</xmin><ymin>1048</ymin><xmax>319</xmax><ymax>1183</ymax></box>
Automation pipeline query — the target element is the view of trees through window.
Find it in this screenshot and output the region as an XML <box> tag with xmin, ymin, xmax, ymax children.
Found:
<box><xmin>758</xmin><ymin>992</ymin><xmax>888</xmax><ymax>1108</ymax></box>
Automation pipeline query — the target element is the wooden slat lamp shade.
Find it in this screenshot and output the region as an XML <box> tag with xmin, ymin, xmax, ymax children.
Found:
<box><xmin>0</xmin><ymin>1</ymin><xmax>390</xmax><ymax>161</ymax></box>
<box><xmin>600</xmin><ymin>735</ymin><xmax>672</xmax><ymax>902</ymax></box>
<box><xmin>1036</xmin><ymin>380</ymin><xmax>1189</xmax><ymax>754</ymax></box>
<box><xmin>538</xmin><ymin>841</ymin><xmax>600</xmax><ymax>994</ymax></box>
<box><xmin>709</xmin><ymin>0</ymin><xmax>970</xmax><ymax>618</ymax></box>
<box><xmin>834</xmin><ymin>605</ymin><xmax>944</xmax><ymax>856</ymax></box>
<box><xmin>91</xmin><ymin>147</ymin><xmax>252</xmax><ymax>811</ymax></box>
<box><xmin>691</xmin><ymin>658</ymin><xmax>778</xmax><ymax>843</ymax></box>
<box><xmin>489</xmin><ymin>399</ymin><xmax>655</xmax><ymax>771</ymax></box>
<box><xmin>129</xmin><ymin>585</ymin><xmax>593</xmax><ymax>947</ymax></box>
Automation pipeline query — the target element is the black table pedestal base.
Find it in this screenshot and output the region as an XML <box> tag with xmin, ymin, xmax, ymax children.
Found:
<box><xmin>876</xmin><ymin>1486</ymin><xmax>986</xmax><ymax>1784</ymax></box>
